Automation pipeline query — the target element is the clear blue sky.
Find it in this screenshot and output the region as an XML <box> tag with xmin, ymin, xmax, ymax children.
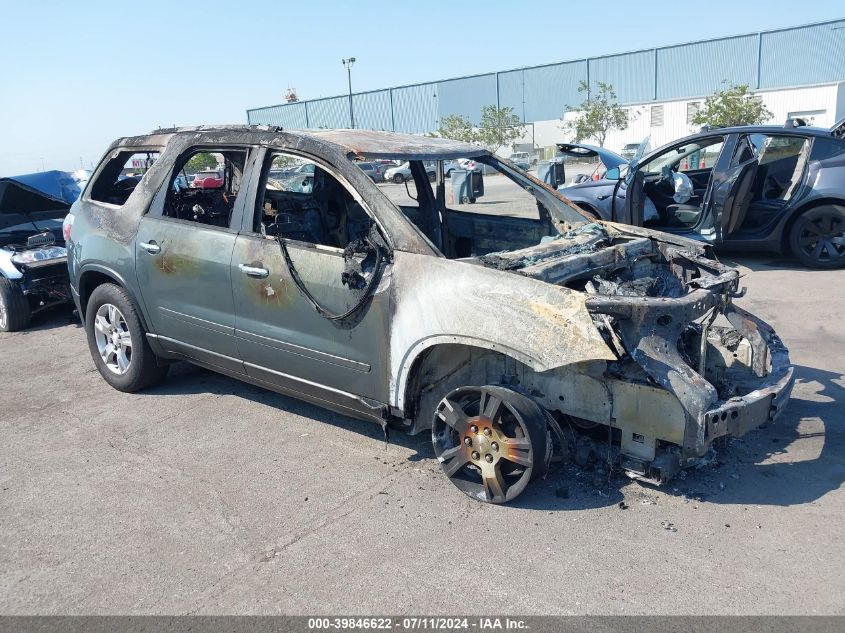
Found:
<box><xmin>1</xmin><ymin>0</ymin><xmax>843</xmax><ymax>176</ymax></box>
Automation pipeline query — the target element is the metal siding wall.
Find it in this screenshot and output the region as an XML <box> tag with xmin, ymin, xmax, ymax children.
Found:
<box><xmin>308</xmin><ymin>96</ymin><xmax>351</xmax><ymax>129</ymax></box>
<box><xmin>391</xmin><ymin>83</ymin><xmax>438</xmax><ymax>133</ymax></box>
<box><xmin>588</xmin><ymin>51</ymin><xmax>655</xmax><ymax>103</ymax></box>
<box><xmin>435</xmin><ymin>74</ymin><xmax>498</xmax><ymax>125</ymax></box>
<box><xmin>246</xmin><ymin>21</ymin><xmax>845</xmax><ymax>132</ymax></box>
<box><xmin>760</xmin><ymin>20</ymin><xmax>845</xmax><ymax>89</ymax></box>
<box><xmin>656</xmin><ymin>36</ymin><xmax>758</xmax><ymax>100</ymax></box>
<box><xmin>523</xmin><ymin>61</ymin><xmax>587</xmax><ymax>122</ymax></box>
<box><xmin>352</xmin><ymin>90</ymin><xmax>393</xmax><ymax>130</ymax></box>
<box><xmin>247</xmin><ymin>102</ymin><xmax>308</xmax><ymax>127</ymax></box>
<box><xmin>497</xmin><ymin>69</ymin><xmax>525</xmax><ymax>120</ymax></box>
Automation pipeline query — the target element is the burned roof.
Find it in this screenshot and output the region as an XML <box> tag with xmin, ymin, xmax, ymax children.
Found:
<box><xmin>302</xmin><ymin>129</ymin><xmax>487</xmax><ymax>160</ymax></box>
<box><xmin>116</xmin><ymin>126</ymin><xmax>488</xmax><ymax>160</ymax></box>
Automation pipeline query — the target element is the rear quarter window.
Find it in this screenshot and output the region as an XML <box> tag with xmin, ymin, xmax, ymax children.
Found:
<box><xmin>89</xmin><ymin>150</ymin><xmax>160</xmax><ymax>206</ymax></box>
<box><xmin>810</xmin><ymin>137</ymin><xmax>845</xmax><ymax>161</ymax></box>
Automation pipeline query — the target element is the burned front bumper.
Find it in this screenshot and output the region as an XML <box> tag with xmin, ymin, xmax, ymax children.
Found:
<box><xmin>585</xmin><ymin>254</ymin><xmax>793</xmax><ymax>482</ymax></box>
<box><xmin>700</xmin><ymin>305</ymin><xmax>793</xmax><ymax>443</ymax></box>
<box><xmin>16</xmin><ymin>259</ymin><xmax>72</xmax><ymax>310</ymax></box>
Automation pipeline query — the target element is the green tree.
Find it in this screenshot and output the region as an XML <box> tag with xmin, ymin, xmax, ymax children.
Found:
<box><xmin>434</xmin><ymin>114</ymin><xmax>479</xmax><ymax>144</ymax></box>
<box><xmin>692</xmin><ymin>83</ymin><xmax>773</xmax><ymax>128</ymax></box>
<box><xmin>565</xmin><ymin>81</ymin><xmax>628</xmax><ymax>147</ymax></box>
<box><xmin>185</xmin><ymin>152</ymin><xmax>219</xmax><ymax>173</ymax></box>
<box><xmin>477</xmin><ymin>105</ymin><xmax>525</xmax><ymax>153</ymax></box>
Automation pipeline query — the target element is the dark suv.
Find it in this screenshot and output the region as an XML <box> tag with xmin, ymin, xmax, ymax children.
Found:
<box><xmin>65</xmin><ymin>126</ymin><xmax>792</xmax><ymax>504</ymax></box>
<box><xmin>559</xmin><ymin>118</ymin><xmax>845</xmax><ymax>268</ymax></box>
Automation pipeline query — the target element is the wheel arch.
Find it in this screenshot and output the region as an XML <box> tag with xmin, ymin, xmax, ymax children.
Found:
<box><xmin>78</xmin><ymin>265</ymin><xmax>151</xmax><ymax>333</ymax></box>
<box><xmin>395</xmin><ymin>337</ymin><xmax>542</xmax><ymax>425</ymax></box>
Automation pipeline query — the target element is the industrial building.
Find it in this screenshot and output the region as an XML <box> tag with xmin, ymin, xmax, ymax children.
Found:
<box><xmin>246</xmin><ymin>19</ymin><xmax>845</xmax><ymax>155</ymax></box>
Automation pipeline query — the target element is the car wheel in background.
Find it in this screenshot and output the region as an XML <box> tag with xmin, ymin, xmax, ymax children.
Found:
<box><xmin>84</xmin><ymin>283</ymin><xmax>168</xmax><ymax>392</ymax></box>
<box><xmin>789</xmin><ymin>205</ymin><xmax>845</xmax><ymax>269</ymax></box>
<box><xmin>427</xmin><ymin>171</ymin><xmax>436</xmax><ymax>183</ymax></box>
<box><xmin>0</xmin><ymin>278</ymin><xmax>31</xmax><ymax>332</ymax></box>
<box><xmin>392</xmin><ymin>174</ymin><xmax>405</xmax><ymax>184</ymax></box>
<box><xmin>432</xmin><ymin>385</ymin><xmax>549</xmax><ymax>504</ymax></box>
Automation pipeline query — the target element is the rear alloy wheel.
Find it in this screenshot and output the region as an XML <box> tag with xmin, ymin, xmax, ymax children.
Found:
<box><xmin>432</xmin><ymin>386</ymin><xmax>549</xmax><ymax>504</ymax></box>
<box><xmin>393</xmin><ymin>174</ymin><xmax>405</xmax><ymax>184</ymax></box>
<box><xmin>0</xmin><ymin>277</ymin><xmax>31</xmax><ymax>332</ymax></box>
<box><xmin>789</xmin><ymin>205</ymin><xmax>845</xmax><ymax>269</ymax></box>
<box><xmin>85</xmin><ymin>283</ymin><xmax>168</xmax><ymax>392</ymax></box>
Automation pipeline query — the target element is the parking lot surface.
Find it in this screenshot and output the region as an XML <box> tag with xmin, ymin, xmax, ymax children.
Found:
<box><xmin>0</xmin><ymin>255</ymin><xmax>842</xmax><ymax>615</ymax></box>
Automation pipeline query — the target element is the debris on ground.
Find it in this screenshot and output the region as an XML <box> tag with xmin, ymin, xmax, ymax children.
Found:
<box><xmin>618</xmin><ymin>501</ymin><xmax>629</xmax><ymax>510</ymax></box>
<box><xmin>661</xmin><ymin>521</ymin><xmax>678</xmax><ymax>532</ymax></box>
<box><xmin>693</xmin><ymin>446</ymin><xmax>719</xmax><ymax>470</ymax></box>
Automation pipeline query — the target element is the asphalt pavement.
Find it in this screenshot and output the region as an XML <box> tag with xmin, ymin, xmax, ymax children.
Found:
<box><xmin>0</xmin><ymin>254</ymin><xmax>842</xmax><ymax>615</ymax></box>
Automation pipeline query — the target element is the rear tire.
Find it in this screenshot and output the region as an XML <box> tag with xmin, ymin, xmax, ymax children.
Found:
<box><xmin>393</xmin><ymin>174</ymin><xmax>405</xmax><ymax>184</ymax></box>
<box><xmin>84</xmin><ymin>283</ymin><xmax>168</xmax><ymax>392</ymax></box>
<box><xmin>789</xmin><ymin>205</ymin><xmax>845</xmax><ymax>269</ymax></box>
<box><xmin>0</xmin><ymin>277</ymin><xmax>31</xmax><ymax>332</ymax></box>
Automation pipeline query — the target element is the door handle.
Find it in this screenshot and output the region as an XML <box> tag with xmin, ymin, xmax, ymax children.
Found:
<box><xmin>139</xmin><ymin>241</ymin><xmax>161</xmax><ymax>254</ymax></box>
<box><xmin>239</xmin><ymin>263</ymin><xmax>269</xmax><ymax>278</ymax></box>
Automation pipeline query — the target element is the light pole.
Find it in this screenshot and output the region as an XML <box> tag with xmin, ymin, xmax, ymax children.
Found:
<box><xmin>342</xmin><ymin>57</ymin><xmax>356</xmax><ymax>129</ymax></box>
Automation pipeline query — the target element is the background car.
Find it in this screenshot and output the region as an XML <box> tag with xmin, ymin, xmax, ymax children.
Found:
<box><xmin>508</xmin><ymin>151</ymin><xmax>531</xmax><ymax>171</ymax></box>
<box><xmin>354</xmin><ymin>161</ymin><xmax>384</xmax><ymax>182</ymax></box>
<box><xmin>191</xmin><ymin>170</ymin><xmax>224</xmax><ymax>189</ymax></box>
<box><xmin>620</xmin><ymin>142</ymin><xmax>642</xmax><ymax>160</ymax></box>
<box><xmin>558</xmin><ymin>118</ymin><xmax>845</xmax><ymax>268</ymax></box>
<box><xmin>0</xmin><ymin>170</ymin><xmax>79</xmax><ymax>331</ymax></box>
<box><xmin>383</xmin><ymin>161</ymin><xmax>436</xmax><ymax>183</ymax></box>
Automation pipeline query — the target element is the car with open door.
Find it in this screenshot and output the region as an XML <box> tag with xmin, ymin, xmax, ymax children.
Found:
<box><xmin>558</xmin><ymin>118</ymin><xmax>845</xmax><ymax>268</ymax></box>
<box><xmin>66</xmin><ymin>126</ymin><xmax>792</xmax><ymax>504</ymax></box>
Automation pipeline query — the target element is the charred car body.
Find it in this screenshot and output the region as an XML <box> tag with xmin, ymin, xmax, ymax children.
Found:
<box><xmin>66</xmin><ymin>127</ymin><xmax>793</xmax><ymax>503</ymax></box>
<box><xmin>558</xmin><ymin>117</ymin><xmax>845</xmax><ymax>269</ymax></box>
<box><xmin>0</xmin><ymin>170</ymin><xmax>80</xmax><ymax>331</ymax></box>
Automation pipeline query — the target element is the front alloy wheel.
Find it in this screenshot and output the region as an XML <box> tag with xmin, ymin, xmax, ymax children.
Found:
<box><xmin>93</xmin><ymin>303</ymin><xmax>133</xmax><ymax>374</ymax></box>
<box><xmin>432</xmin><ymin>386</ymin><xmax>549</xmax><ymax>504</ymax></box>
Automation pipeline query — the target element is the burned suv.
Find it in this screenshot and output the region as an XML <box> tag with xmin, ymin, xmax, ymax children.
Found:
<box><xmin>66</xmin><ymin>127</ymin><xmax>793</xmax><ymax>504</ymax></box>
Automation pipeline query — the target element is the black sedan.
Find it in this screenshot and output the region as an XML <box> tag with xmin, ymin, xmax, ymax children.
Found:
<box><xmin>558</xmin><ymin>117</ymin><xmax>845</xmax><ymax>268</ymax></box>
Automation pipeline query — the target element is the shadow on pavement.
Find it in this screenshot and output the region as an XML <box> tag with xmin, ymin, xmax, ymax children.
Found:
<box><xmin>138</xmin><ymin>359</ymin><xmax>844</xmax><ymax>512</ymax></box>
<box><xmin>718</xmin><ymin>252</ymin><xmax>811</xmax><ymax>272</ymax></box>
<box><xmin>12</xmin><ymin>305</ymin><xmax>78</xmax><ymax>334</ymax></box>
<box><xmin>143</xmin><ymin>362</ymin><xmax>431</xmax><ymax>455</ymax></box>
<box><xmin>513</xmin><ymin>364</ymin><xmax>845</xmax><ymax>511</ymax></box>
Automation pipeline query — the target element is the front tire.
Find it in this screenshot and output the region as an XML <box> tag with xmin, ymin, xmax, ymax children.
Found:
<box><xmin>432</xmin><ymin>385</ymin><xmax>549</xmax><ymax>504</ymax></box>
<box><xmin>84</xmin><ymin>283</ymin><xmax>167</xmax><ymax>392</ymax></box>
<box><xmin>789</xmin><ymin>205</ymin><xmax>845</xmax><ymax>269</ymax></box>
<box><xmin>392</xmin><ymin>174</ymin><xmax>405</xmax><ymax>184</ymax></box>
<box><xmin>0</xmin><ymin>277</ymin><xmax>31</xmax><ymax>332</ymax></box>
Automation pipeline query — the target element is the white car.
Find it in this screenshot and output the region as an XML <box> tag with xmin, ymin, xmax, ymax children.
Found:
<box><xmin>384</xmin><ymin>161</ymin><xmax>436</xmax><ymax>184</ymax></box>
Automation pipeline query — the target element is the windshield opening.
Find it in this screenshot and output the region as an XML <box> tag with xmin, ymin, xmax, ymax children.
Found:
<box><xmin>350</xmin><ymin>153</ymin><xmax>590</xmax><ymax>259</ymax></box>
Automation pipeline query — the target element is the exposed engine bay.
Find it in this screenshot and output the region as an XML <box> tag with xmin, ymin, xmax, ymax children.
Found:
<box><xmin>472</xmin><ymin>222</ymin><xmax>793</xmax><ymax>484</ymax></box>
